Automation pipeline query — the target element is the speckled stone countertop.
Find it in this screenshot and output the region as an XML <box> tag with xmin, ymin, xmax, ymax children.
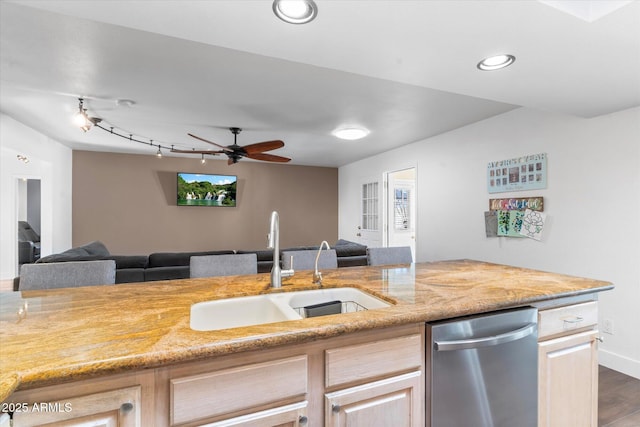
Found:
<box><xmin>0</xmin><ymin>260</ymin><xmax>613</xmax><ymax>402</ymax></box>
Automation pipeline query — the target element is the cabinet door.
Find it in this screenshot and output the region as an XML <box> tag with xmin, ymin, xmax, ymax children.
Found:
<box><xmin>325</xmin><ymin>371</ymin><xmax>422</xmax><ymax>427</ymax></box>
<box><xmin>199</xmin><ymin>401</ymin><xmax>308</xmax><ymax>427</ymax></box>
<box><xmin>538</xmin><ymin>330</ymin><xmax>598</xmax><ymax>427</ymax></box>
<box><xmin>11</xmin><ymin>385</ymin><xmax>140</xmax><ymax>427</ymax></box>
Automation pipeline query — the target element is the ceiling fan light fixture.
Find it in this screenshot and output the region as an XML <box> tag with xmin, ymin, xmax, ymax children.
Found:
<box><xmin>273</xmin><ymin>0</ymin><xmax>317</xmax><ymax>24</ymax></box>
<box><xmin>333</xmin><ymin>127</ymin><xmax>370</xmax><ymax>141</ymax></box>
<box><xmin>477</xmin><ymin>54</ymin><xmax>516</xmax><ymax>71</ymax></box>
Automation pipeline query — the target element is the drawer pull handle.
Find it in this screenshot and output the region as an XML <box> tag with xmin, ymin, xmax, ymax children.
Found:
<box><xmin>332</xmin><ymin>404</ymin><xmax>341</xmax><ymax>413</ymax></box>
<box><xmin>120</xmin><ymin>402</ymin><xmax>134</xmax><ymax>413</ymax></box>
<box><xmin>563</xmin><ymin>316</ymin><xmax>584</xmax><ymax>324</ymax></box>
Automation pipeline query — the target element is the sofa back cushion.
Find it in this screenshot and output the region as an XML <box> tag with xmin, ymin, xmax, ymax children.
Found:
<box><xmin>37</xmin><ymin>241</ymin><xmax>110</xmax><ymax>263</ymax></box>
<box><xmin>147</xmin><ymin>250</ymin><xmax>235</xmax><ymax>268</ymax></box>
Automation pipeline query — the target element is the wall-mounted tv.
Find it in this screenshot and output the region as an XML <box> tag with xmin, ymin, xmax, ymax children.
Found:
<box><xmin>177</xmin><ymin>173</ymin><xmax>237</xmax><ymax>207</ymax></box>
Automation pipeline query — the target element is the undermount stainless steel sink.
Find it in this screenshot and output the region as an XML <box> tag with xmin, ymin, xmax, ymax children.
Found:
<box><xmin>190</xmin><ymin>287</ymin><xmax>391</xmax><ymax>331</ymax></box>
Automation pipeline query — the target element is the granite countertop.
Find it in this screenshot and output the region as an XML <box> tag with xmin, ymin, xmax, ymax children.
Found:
<box><xmin>0</xmin><ymin>259</ymin><xmax>613</xmax><ymax>402</ymax></box>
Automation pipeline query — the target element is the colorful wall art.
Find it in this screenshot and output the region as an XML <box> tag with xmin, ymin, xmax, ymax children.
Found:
<box><xmin>487</xmin><ymin>153</ymin><xmax>547</xmax><ymax>193</ymax></box>
<box><xmin>485</xmin><ymin>197</ymin><xmax>546</xmax><ymax>241</ymax></box>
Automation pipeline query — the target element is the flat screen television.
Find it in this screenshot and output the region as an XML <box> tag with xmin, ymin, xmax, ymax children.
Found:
<box><xmin>177</xmin><ymin>173</ymin><xmax>237</xmax><ymax>207</ymax></box>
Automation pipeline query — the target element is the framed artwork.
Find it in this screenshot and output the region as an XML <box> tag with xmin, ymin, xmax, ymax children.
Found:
<box><xmin>487</xmin><ymin>153</ymin><xmax>547</xmax><ymax>193</ymax></box>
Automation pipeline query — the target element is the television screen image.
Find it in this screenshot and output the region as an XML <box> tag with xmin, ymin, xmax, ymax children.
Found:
<box><xmin>177</xmin><ymin>173</ymin><xmax>237</xmax><ymax>207</ymax></box>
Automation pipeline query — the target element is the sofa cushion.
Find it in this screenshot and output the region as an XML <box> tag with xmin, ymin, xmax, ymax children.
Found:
<box><xmin>106</xmin><ymin>255</ymin><xmax>149</xmax><ymax>269</ymax></box>
<box><xmin>37</xmin><ymin>241</ymin><xmax>110</xmax><ymax>263</ymax></box>
<box><xmin>236</xmin><ymin>250</ymin><xmax>274</xmax><ymax>262</ymax></box>
<box><xmin>147</xmin><ymin>250</ymin><xmax>235</xmax><ymax>268</ymax></box>
<box><xmin>115</xmin><ymin>268</ymin><xmax>146</xmax><ymax>284</ymax></box>
<box><xmin>333</xmin><ymin>239</ymin><xmax>367</xmax><ymax>257</ymax></box>
<box><xmin>144</xmin><ymin>266</ymin><xmax>190</xmax><ymax>281</ymax></box>
<box><xmin>337</xmin><ymin>255</ymin><xmax>368</xmax><ymax>268</ymax></box>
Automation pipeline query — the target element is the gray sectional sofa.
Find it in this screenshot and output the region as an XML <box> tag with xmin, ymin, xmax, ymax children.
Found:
<box><xmin>30</xmin><ymin>239</ymin><xmax>368</xmax><ymax>285</ymax></box>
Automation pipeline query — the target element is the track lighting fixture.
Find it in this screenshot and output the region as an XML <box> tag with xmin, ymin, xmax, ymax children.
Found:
<box><xmin>74</xmin><ymin>98</ymin><xmax>102</xmax><ymax>132</ymax></box>
<box><xmin>69</xmin><ymin>99</ymin><xmax>271</xmax><ymax>164</ymax></box>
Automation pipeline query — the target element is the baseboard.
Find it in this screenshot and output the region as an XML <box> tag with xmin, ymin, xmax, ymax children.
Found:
<box><xmin>599</xmin><ymin>349</ymin><xmax>640</xmax><ymax>380</ymax></box>
<box><xmin>0</xmin><ymin>278</ymin><xmax>16</xmax><ymax>292</ymax></box>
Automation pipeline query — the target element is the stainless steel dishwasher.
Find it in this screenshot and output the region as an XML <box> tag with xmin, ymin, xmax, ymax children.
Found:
<box><xmin>427</xmin><ymin>307</ymin><xmax>538</xmax><ymax>427</ymax></box>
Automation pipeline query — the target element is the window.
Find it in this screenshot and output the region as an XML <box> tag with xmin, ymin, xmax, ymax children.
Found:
<box><xmin>361</xmin><ymin>182</ymin><xmax>379</xmax><ymax>231</ymax></box>
<box><xmin>394</xmin><ymin>188</ymin><xmax>410</xmax><ymax>230</ymax></box>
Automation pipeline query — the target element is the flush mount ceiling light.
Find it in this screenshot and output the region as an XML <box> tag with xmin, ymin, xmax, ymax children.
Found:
<box><xmin>477</xmin><ymin>54</ymin><xmax>516</xmax><ymax>71</ymax></box>
<box><xmin>333</xmin><ymin>127</ymin><xmax>370</xmax><ymax>141</ymax></box>
<box><xmin>273</xmin><ymin>0</ymin><xmax>318</xmax><ymax>24</ymax></box>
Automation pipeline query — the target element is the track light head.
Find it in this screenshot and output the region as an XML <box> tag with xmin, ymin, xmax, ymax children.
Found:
<box><xmin>74</xmin><ymin>98</ymin><xmax>102</xmax><ymax>132</ymax></box>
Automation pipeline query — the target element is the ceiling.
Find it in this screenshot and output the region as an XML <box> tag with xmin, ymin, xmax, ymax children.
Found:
<box><xmin>1</xmin><ymin>0</ymin><xmax>639</xmax><ymax>167</ymax></box>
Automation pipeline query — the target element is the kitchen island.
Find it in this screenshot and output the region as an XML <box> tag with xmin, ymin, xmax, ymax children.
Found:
<box><xmin>0</xmin><ymin>260</ymin><xmax>613</xmax><ymax>426</ymax></box>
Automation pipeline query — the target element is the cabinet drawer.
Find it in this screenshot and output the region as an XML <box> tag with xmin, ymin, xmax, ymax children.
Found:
<box><xmin>538</xmin><ymin>301</ymin><xmax>598</xmax><ymax>340</ymax></box>
<box><xmin>325</xmin><ymin>334</ymin><xmax>422</xmax><ymax>388</ymax></box>
<box><xmin>170</xmin><ymin>355</ymin><xmax>307</xmax><ymax>425</ymax></box>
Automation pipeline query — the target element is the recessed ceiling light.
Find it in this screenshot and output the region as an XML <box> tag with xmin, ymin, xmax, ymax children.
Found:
<box><xmin>333</xmin><ymin>127</ymin><xmax>370</xmax><ymax>141</ymax></box>
<box><xmin>273</xmin><ymin>0</ymin><xmax>318</xmax><ymax>24</ymax></box>
<box><xmin>477</xmin><ymin>54</ymin><xmax>516</xmax><ymax>71</ymax></box>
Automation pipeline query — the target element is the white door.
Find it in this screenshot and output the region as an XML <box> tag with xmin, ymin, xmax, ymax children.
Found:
<box><xmin>357</xmin><ymin>180</ymin><xmax>382</xmax><ymax>248</ymax></box>
<box><xmin>386</xmin><ymin>168</ymin><xmax>416</xmax><ymax>260</ymax></box>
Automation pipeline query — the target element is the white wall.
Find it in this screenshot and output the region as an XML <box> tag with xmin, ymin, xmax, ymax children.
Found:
<box><xmin>339</xmin><ymin>107</ymin><xmax>640</xmax><ymax>378</ymax></box>
<box><xmin>0</xmin><ymin>113</ymin><xmax>73</xmax><ymax>280</ymax></box>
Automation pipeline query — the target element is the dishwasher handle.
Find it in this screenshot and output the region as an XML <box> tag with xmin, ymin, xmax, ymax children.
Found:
<box><xmin>434</xmin><ymin>323</ymin><xmax>537</xmax><ymax>351</ymax></box>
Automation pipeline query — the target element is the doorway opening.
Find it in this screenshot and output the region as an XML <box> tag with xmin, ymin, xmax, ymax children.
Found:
<box><xmin>17</xmin><ymin>178</ymin><xmax>42</xmax><ymax>270</ymax></box>
<box><xmin>384</xmin><ymin>167</ymin><xmax>416</xmax><ymax>260</ymax></box>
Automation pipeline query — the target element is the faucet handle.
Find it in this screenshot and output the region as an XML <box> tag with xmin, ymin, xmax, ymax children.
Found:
<box><xmin>281</xmin><ymin>256</ymin><xmax>295</xmax><ymax>278</ymax></box>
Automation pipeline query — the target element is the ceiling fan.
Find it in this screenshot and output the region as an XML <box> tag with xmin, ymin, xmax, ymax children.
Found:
<box><xmin>171</xmin><ymin>127</ymin><xmax>291</xmax><ymax>165</ymax></box>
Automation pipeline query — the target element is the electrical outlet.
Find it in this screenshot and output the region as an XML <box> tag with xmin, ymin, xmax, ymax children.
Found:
<box><xmin>603</xmin><ymin>318</ymin><xmax>614</xmax><ymax>335</ymax></box>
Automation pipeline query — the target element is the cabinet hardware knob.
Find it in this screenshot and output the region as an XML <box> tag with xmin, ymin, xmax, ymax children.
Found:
<box><xmin>356</xmin><ymin>233</ymin><xmax>361</xmax><ymax>237</ymax></box>
<box><xmin>332</xmin><ymin>404</ymin><xmax>341</xmax><ymax>413</ymax></box>
<box><xmin>298</xmin><ymin>415</ymin><xmax>308</xmax><ymax>424</ymax></box>
<box><xmin>120</xmin><ymin>402</ymin><xmax>134</xmax><ymax>413</ymax></box>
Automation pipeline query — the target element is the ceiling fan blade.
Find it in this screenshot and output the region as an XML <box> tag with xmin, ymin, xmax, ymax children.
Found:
<box><xmin>242</xmin><ymin>140</ymin><xmax>284</xmax><ymax>154</ymax></box>
<box><xmin>245</xmin><ymin>152</ymin><xmax>291</xmax><ymax>163</ymax></box>
<box><xmin>170</xmin><ymin>148</ymin><xmax>224</xmax><ymax>155</ymax></box>
<box><xmin>188</xmin><ymin>133</ymin><xmax>233</xmax><ymax>152</ymax></box>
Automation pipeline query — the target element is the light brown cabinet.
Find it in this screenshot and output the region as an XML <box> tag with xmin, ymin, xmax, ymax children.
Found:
<box><xmin>6</xmin><ymin>371</ymin><xmax>154</xmax><ymax>427</ymax></box>
<box><xmin>5</xmin><ymin>324</ymin><xmax>423</xmax><ymax>427</ymax></box>
<box><xmin>325</xmin><ymin>371</ymin><xmax>422</xmax><ymax>427</ymax></box>
<box><xmin>537</xmin><ymin>301</ymin><xmax>599</xmax><ymax>427</ymax></box>
<box><xmin>168</xmin><ymin>355</ymin><xmax>309</xmax><ymax>426</ymax></box>
<box><xmin>197</xmin><ymin>401</ymin><xmax>309</xmax><ymax>427</ymax></box>
<box><xmin>161</xmin><ymin>325</ymin><xmax>423</xmax><ymax>427</ymax></box>
<box><xmin>323</xmin><ymin>333</ymin><xmax>424</xmax><ymax>427</ymax></box>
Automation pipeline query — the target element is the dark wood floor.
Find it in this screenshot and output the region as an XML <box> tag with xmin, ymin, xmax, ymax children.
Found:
<box><xmin>599</xmin><ymin>365</ymin><xmax>640</xmax><ymax>427</ymax></box>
